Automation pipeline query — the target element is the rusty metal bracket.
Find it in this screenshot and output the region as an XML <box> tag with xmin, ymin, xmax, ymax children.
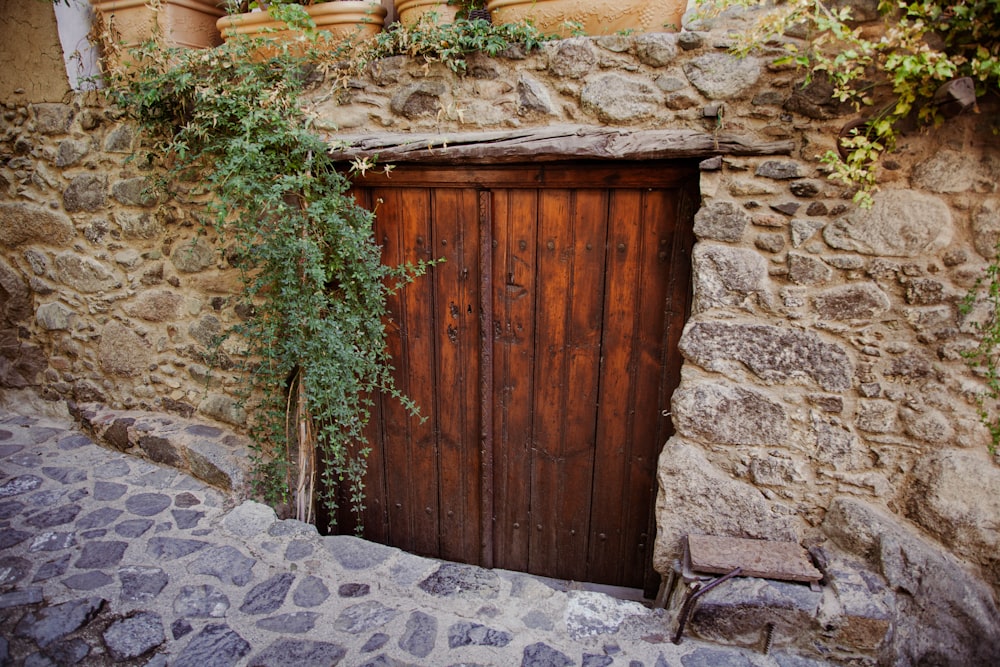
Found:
<box><xmin>671</xmin><ymin>566</ymin><xmax>743</xmax><ymax>645</ymax></box>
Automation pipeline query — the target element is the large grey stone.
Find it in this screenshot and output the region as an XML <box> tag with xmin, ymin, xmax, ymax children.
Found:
<box><xmin>14</xmin><ymin>597</ymin><xmax>104</xmax><ymax>648</ymax></box>
<box><xmin>653</xmin><ymin>440</ymin><xmax>800</xmax><ymax>571</ymax></box>
<box><xmin>679</xmin><ymin>321</ymin><xmax>853</xmax><ymax>391</ymax></box>
<box><xmin>293</xmin><ymin>575</ymin><xmax>331</xmax><ymax>607</ymax></box>
<box><xmin>0</xmin><ymin>259</ymin><xmax>31</xmax><ymax>325</ymax></box>
<box><xmin>146</xmin><ymin>536</ymin><xmax>209</xmax><ymax>560</ymax></box>
<box><xmin>517</xmin><ymin>74</ymin><xmax>554</xmax><ymax>115</ymax></box>
<box><xmin>418</xmin><ymin>562</ymin><xmax>500</xmax><ymax>599</ymax></box>
<box><xmin>673</xmin><ymin>381</ymin><xmax>787</xmax><ymax>445</ymax></box>
<box><xmin>223</xmin><ymin>500</ymin><xmax>276</xmax><ymax>538</ymax></box>
<box><xmin>691</xmin><ymin>244</ymin><xmax>770</xmax><ymax>313</ymax></box>
<box><xmin>971</xmin><ymin>199</ymin><xmax>1000</xmax><ymax>260</ymax></box>
<box><xmin>102</xmin><ymin>611</ymin><xmax>165</xmax><ymax>660</ymax></box>
<box><xmin>186</xmin><ymin>437</ymin><xmax>246</xmax><ymax>490</ymax></box>
<box><xmin>119</xmin><ymin>566</ymin><xmax>169</xmax><ymax>602</ymax></box>
<box><xmin>581</xmin><ymin>73</ymin><xmax>661</xmax><ymax>123</ymax></box>
<box><xmin>255</xmin><ymin>612</ymin><xmax>319</xmax><ymax>633</ymax></box>
<box><xmin>398</xmin><ymin>611</ymin><xmax>436</xmax><ymax>658</ymax></box>
<box><xmin>823</xmin><ymin>190</ymin><xmax>952</xmax><ymax>256</ymax></box>
<box><xmin>0</xmin><ymin>203</ymin><xmax>74</xmax><ymax>248</ymax></box>
<box><xmin>333</xmin><ymin>601</ymin><xmax>400</xmax><ymax>634</ymax></box>
<box><xmin>125</xmin><ymin>492</ymin><xmax>172</xmax><ymax>516</ymax></box>
<box><xmin>823</xmin><ymin>497</ymin><xmax>1000</xmax><ymax>666</ymax></box>
<box><xmin>33</xmin><ymin>103</ymin><xmax>74</xmax><ymax>134</ymax></box>
<box><xmin>547</xmin><ymin>38</ymin><xmax>596</xmax><ymax>78</ymax></box>
<box><xmin>911</xmin><ymin>149</ymin><xmax>976</xmax><ymax>193</ymax></box>
<box><xmin>787</xmin><ymin>253</ymin><xmax>832</xmax><ymax>286</ymax></box>
<box><xmin>324</xmin><ymin>534</ymin><xmax>396</xmax><ymax>570</ymax></box>
<box><xmin>565</xmin><ymin>591</ymin><xmax>648</xmax><ymax>639</ymax></box>
<box><xmin>125</xmin><ymin>290</ymin><xmax>183</xmax><ymax>322</ymax></box>
<box><xmin>693</xmin><ymin>201</ymin><xmax>750</xmax><ymax>242</ymax></box>
<box><xmin>63</xmin><ymin>174</ymin><xmax>107</xmax><ymax>212</ymax></box>
<box><xmin>35</xmin><ymin>302</ymin><xmax>73</xmax><ymax>331</ymax></box>
<box><xmin>197</xmin><ymin>394</ymin><xmax>246</xmax><ymax>427</ymax></box>
<box><xmin>248</xmin><ymin>639</ymin><xmax>346</xmax><ymax>667</ymax></box>
<box><xmin>171</xmin><ymin>238</ymin><xmax>217</xmax><ymax>273</ymax></box>
<box><xmin>173</xmin><ymin>623</ymin><xmax>250</xmax><ymax>667</ymax></box>
<box><xmin>0</xmin><ymin>474</ymin><xmax>43</xmax><ymax>497</ymax></box>
<box><xmin>813</xmin><ymin>284</ymin><xmax>891</xmax><ymax>321</ymax></box>
<box><xmin>75</xmin><ymin>540</ymin><xmax>128</xmax><ymax>568</ymax></box>
<box><xmin>53</xmin><ymin>252</ymin><xmax>117</xmax><ymax>293</ymax></box>
<box><xmin>390</xmin><ymin>82</ymin><xmax>446</xmax><ymax>119</ymax></box>
<box><xmin>522</xmin><ymin>642</ymin><xmax>573</xmax><ymax>667</ymax></box>
<box><xmin>97</xmin><ymin>322</ymin><xmax>149</xmax><ymax>377</ymax></box>
<box><xmin>56</xmin><ymin>139</ymin><xmax>90</xmax><ymax>167</ymax></box>
<box><xmin>189</xmin><ymin>545</ymin><xmax>256</xmax><ymax>586</ymax></box>
<box><xmin>447</xmin><ymin>622</ymin><xmax>512</xmax><ymax>648</ymax></box>
<box><xmin>240</xmin><ymin>572</ymin><xmax>295</xmax><ymax>614</ymax></box>
<box><xmin>111</xmin><ymin>177</ymin><xmax>158</xmax><ymax>206</ymax></box>
<box><xmin>635</xmin><ymin>32</ymin><xmax>678</xmax><ymax>67</ymax></box>
<box><xmin>687</xmin><ymin>577</ymin><xmax>822</xmax><ymax>646</ymax></box>
<box><xmin>174</xmin><ymin>585</ymin><xmax>231</xmax><ymax>618</ymax></box>
<box><xmin>906</xmin><ymin>449</ymin><xmax>1000</xmax><ymax>587</ymax></box>
<box><xmin>683</xmin><ymin>53</ymin><xmax>761</xmax><ymax>99</ymax></box>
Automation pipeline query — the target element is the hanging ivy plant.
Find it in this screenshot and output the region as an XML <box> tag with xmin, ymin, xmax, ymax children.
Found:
<box><xmin>106</xmin><ymin>35</ymin><xmax>433</xmax><ymax>528</ymax></box>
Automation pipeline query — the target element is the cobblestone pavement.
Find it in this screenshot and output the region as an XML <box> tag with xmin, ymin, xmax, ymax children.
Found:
<box><xmin>0</xmin><ymin>407</ymin><xmax>830</xmax><ymax>666</ymax></box>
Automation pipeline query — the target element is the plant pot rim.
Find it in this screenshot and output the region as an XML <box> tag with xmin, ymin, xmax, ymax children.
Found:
<box><xmin>218</xmin><ymin>0</ymin><xmax>387</xmax><ymax>29</ymax></box>
<box><xmin>92</xmin><ymin>0</ymin><xmax>226</xmax><ymax>15</ymax></box>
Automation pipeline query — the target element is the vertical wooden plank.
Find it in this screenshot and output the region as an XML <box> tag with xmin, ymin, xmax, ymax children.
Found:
<box><xmin>433</xmin><ymin>187</ymin><xmax>482</xmax><ymax>564</ymax></box>
<box><xmin>491</xmin><ymin>188</ymin><xmax>537</xmax><ymax>574</ymax></box>
<box><xmin>621</xmin><ymin>188</ymin><xmax>675</xmax><ymax>591</ymax></box>
<box><xmin>588</xmin><ymin>188</ymin><xmax>643</xmax><ymax>586</ymax></box>
<box><xmin>479</xmin><ymin>190</ymin><xmax>495</xmax><ymax>568</ymax></box>
<box><xmin>554</xmin><ymin>188</ymin><xmax>607</xmax><ymax>582</ymax></box>
<box><xmin>528</xmin><ymin>188</ymin><xmax>586</xmax><ymax>579</ymax></box>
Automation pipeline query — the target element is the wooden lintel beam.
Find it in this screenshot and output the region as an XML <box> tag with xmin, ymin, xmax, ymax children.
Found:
<box><xmin>326</xmin><ymin>125</ymin><xmax>795</xmax><ymax>164</ymax></box>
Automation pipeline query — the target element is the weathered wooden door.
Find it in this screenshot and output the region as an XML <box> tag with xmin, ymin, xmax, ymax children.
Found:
<box><xmin>339</xmin><ymin>162</ymin><xmax>696</xmax><ymax>594</ymax></box>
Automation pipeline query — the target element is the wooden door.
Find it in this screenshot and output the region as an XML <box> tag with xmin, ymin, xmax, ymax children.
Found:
<box><xmin>338</xmin><ymin>162</ymin><xmax>696</xmax><ymax>594</ymax></box>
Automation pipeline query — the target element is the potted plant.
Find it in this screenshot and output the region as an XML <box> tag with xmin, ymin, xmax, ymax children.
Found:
<box><xmin>486</xmin><ymin>0</ymin><xmax>686</xmax><ymax>37</ymax></box>
<box><xmin>217</xmin><ymin>0</ymin><xmax>387</xmax><ymax>47</ymax></box>
<box><xmin>90</xmin><ymin>0</ymin><xmax>226</xmax><ymax>51</ymax></box>
<box><xmin>394</xmin><ymin>0</ymin><xmax>486</xmax><ymax>26</ymax></box>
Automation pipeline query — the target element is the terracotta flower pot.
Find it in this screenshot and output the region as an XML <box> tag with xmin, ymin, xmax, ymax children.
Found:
<box><xmin>217</xmin><ymin>1</ymin><xmax>387</xmax><ymax>47</ymax></box>
<box><xmin>394</xmin><ymin>0</ymin><xmax>460</xmax><ymax>26</ymax></box>
<box><xmin>486</xmin><ymin>0</ymin><xmax>686</xmax><ymax>37</ymax></box>
<box><xmin>91</xmin><ymin>0</ymin><xmax>225</xmax><ymax>50</ymax></box>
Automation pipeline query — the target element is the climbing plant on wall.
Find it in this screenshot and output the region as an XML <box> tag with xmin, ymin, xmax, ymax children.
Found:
<box><xmin>106</xmin><ymin>35</ymin><xmax>433</xmax><ymax>528</ymax></box>
<box><xmin>700</xmin><ymin>0</ymin><xmax>999</xmax><ymax>206</ymax></box>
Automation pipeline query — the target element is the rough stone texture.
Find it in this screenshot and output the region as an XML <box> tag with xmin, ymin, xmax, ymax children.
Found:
<box><xmin>653</xmin><ymin>440</ymin><xmax>801</xmax><ymax>570</ymax></box>
<box><xmin>683</xmin><ymin>53</ymin><xmax>761</xmax><ymax>99</ymax></box>
<box><xmin>673</xmin><ymin>381</ymin><xmax>788</xmax><ymax>445</ymax></box>
<box><xmin>53</xmin><ymin>252</ymin><xmax>117</xmax><ymax>293</ymax></box>
<box><xmin>0</xmin><ymin>202</ymin><xmax>75</xmax><ymax>248</ymax></box>
<box><xmin>248</xmin><ymin>639</ymin><xmax>346</xmax><ymax>667</ymax></box>
<box><xmin>679</xmin><ymin>321</ymin><xmax>853</xmax><ymax>391</ymax></box>
<box><xmin>102</xmin><ymin>611</ymin><xmax>165</xmax><ymax>660</ymax></box>
<box><xmin>97</xmin><ymin>321</ymin><xmax>149</xmax><ymax>377</ymax></box>
<box><xmin>911</xmin><ymin>149</ymin><xmax>976</xmax><ymax>193</ymax></box>
<box><xmin>812</xmin><ymin>284</ymin><xmax>891</xmax><ymax>321</ymax></box>
<box><xmin>905</xmin><ymin>450</ymin><xmax>1000</xmax><ymax>586</ymax></box>
<box><xmin>823</xmin><ymin>497</ymin><xmax>1000</xmax><ymax>666</ymax></box>
<box><xmin>823</xmin><ymin>190</ymin><xmax>953</xmax><ymax>256</ymax></box>
<box><xmin>693</xmin><ymin>201</ymin><xmax>750</xmax><ymax>242</ymax></box>
<box><xmin>581</xmin><ymin>74</ymin><xmax>661</xmax><ymax>123</ymax></box>
<box><xmin>692</xmin><ymin>244</ymin><xmax>770</xmax><ymax>313</ymax></box>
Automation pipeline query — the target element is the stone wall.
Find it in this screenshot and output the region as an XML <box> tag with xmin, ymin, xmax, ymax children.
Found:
<box><xmin>2</xmin><ymin>4</ymin><xmax>1000</xmax><ymax>663</ymax></box>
